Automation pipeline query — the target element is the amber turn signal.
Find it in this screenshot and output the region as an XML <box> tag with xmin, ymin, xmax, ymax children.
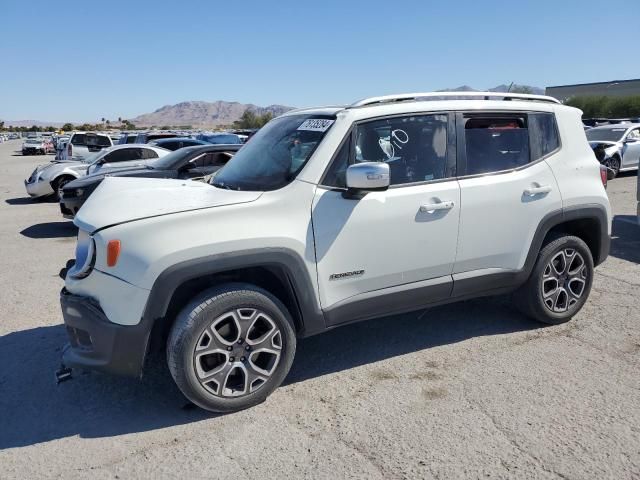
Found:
<box><xmin>106</xmin><ymin>240</ymin><xmax>121</xmax><ymax>267</ymax></box>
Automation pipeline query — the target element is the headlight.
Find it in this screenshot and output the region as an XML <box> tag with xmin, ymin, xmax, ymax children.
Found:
<box><xmin>69</xmin><ymin>230</ymin><xmax>96</xmax><ymax>279</ymax></box>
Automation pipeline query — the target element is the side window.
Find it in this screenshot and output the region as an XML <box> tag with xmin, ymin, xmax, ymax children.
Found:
<box><xmin>529</xmin><ymin>112</ymin><xmax>560</xmax><ymax>160</ymax></box>
<box><xmin>104</xmin><ymin>148</ymin><xmax>142</xmax><ymax>163</ymax></box>
<box><xmin>192</xmin><ymin>152</ymin><xmax>233</xmax><ymax>168</ymax></box>
<box><xmin>354</xmin><ymin>114</ymin><xmax>449</xmax><ymax>186</ymax></box>
<box><xmin>464</xmin><ymin>115</ymin><xmax>529</xmax><ymax>175</ymax></box>
<box><xmin>322</xmin><ymin>137</ymin><xmax>350</xmax><ymax>188</ymax></box>
<box><xmin>141</xmin><ymin>148</ymin><xmax>159</xmax><ymax>159</ymax></box>
<box><xmin>71</xmin><ymin>134</ymin><xmax>86</xmax><ymax>146</ymax></box>
<box><xmin>628</xmin><ymin>129</ymin><xmax>640</xmax><ymax>140</ymax></box>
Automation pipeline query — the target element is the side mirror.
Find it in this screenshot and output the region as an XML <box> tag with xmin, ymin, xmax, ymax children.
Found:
<box><xmin>344</xmin><ymin>162</ymin><xmax>390</xmax><ymax>198</ymax></box>
<box><xmin>624</xmin><ymin>137</ymin><xmax>638</xmax><ymax>143</ymax></box>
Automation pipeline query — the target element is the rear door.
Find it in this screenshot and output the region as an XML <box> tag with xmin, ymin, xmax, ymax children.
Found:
<box><xmin>453</xmin><ymin>111</ymin><xmax>562</xmax><ymax>289</ymax></box>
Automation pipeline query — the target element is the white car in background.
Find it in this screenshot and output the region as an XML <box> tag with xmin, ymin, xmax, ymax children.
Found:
<box><xmin>22</xmin><ymin>138</ymin><xmax>48</xmax><ymax>155</ymax></box>
<box><xmin>60</xmin><ymin>132</ymin><xmax>113</xmax><ymax>161</ymax></box>
<box><xmin>587</xmin><ymin>123</ymin><xmax>640</xmax><ymax>179</ymax></box>
<box><xmin>25</xmin><ymin>144</ymin><xmax>169</xmax><ymax>199</ymax></box>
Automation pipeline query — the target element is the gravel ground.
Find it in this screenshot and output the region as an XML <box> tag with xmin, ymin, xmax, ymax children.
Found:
<box><xmin>0</xmin><ymin>139</ymin><xmax>638</xmax><ymax>479</ymax></box>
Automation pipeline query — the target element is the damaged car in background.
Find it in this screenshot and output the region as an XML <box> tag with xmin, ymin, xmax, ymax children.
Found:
<box><xmin>59</xmin><ymin>144</ymin><xmax>240</xmax><ymax>218</ymax></box>
<box><xmin>587</xmin><ymin>123</ymin><xmax>640</xmax><ymax>179</ymax></box>
<box><xmin>24</xmin><ymin>145</ymin><xmax>169</xmax><ymax>199</ymax></box>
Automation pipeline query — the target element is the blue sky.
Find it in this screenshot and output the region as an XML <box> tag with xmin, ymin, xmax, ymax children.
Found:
<box><xmin>1</xmin><ymin>0</ymin><xmax>637</xmax><ymax>122</ymax></box>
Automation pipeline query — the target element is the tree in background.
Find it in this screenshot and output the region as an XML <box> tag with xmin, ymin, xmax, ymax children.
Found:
<box><xmin>0</xmin><ymin>121</ymin><xmax>4</xmax><ymax>130</ymax></box>
<box><xmin>510</xmin><ymin>85</ymin><xmax>533</xmax><ymax>94</ymax></box>
<box><xmin>233</xmin><ymin>109</ymin><xmax>273</xmax><ymax>129</ymax></box>
<box><xmin>565</xmin><ymin>95</ymin><xmax>640</xmax><ymax>118</ymax></box>
<box><xmin>62</xmin><ymin>123</ymin><xmax>74</xmax><ymax>131</ymax></box>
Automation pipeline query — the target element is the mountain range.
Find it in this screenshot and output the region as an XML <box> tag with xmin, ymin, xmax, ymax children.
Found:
<box><xmin>129</xmin><ymin>101</ymin><xmax>294</xmax><ymax>128</ymax></box>
<box><xmin>2</xmin><ymin>84</ymin><xmax>544</xmax><ymax>128</ymax></box>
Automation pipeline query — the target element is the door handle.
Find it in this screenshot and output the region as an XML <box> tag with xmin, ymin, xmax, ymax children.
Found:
<box><xmin>420</xmin><ymin>200</ymin><xmax>455</xmax><ymax>212</ymax></box>
<box><xmin>524</xmin><ymin>185</ymin><xmax>552</xmax><ymax>196</ymax></box>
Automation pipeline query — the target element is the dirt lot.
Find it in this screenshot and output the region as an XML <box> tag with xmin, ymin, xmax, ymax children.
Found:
<box><xmin>0</xmin><ymin>139</ymin><xmax>638</xmax><ymax>479</ymax></box>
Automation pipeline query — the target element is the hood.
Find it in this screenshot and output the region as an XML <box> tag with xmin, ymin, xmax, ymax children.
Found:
<box><xmin>35</xmin><ymin>161</ymin><xmax>87</xmax><ymax>180</ymax></box>
<box><xmin>74</xmin><ymin>177</ymin><xmax>262</xmax><ymax>232</ymax></box>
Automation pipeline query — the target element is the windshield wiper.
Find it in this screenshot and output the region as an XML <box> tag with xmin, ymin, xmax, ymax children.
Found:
<box><xmin>211</xmin><ymin>180</ymin><xmax>238</xmax><ymax>190</ymax></box>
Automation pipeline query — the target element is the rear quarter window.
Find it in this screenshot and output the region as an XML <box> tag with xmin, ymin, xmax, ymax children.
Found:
<box><xmin>529</xmin><ymin>112</ymin><xmax>560</xmax><ymax>160</ymax></box>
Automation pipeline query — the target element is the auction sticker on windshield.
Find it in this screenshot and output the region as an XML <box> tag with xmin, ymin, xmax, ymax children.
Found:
<box><xmin>297</xmin><ymin>119</ymin><xmax>334</xmax><ymax>132</ymax></box>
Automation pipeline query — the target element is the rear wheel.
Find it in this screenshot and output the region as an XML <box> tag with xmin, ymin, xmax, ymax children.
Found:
<box><xmin>167</xmin><ymin>283</ymin><xmax>296</xmax><ymax>413</ymax></box>
<box><xmin>516</xmin><ymin>235</ymin><xmax>594</xmax><ymax>325</ymax></box>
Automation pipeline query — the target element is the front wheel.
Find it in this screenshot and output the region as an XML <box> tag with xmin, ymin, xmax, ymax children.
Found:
<box><xmin>52</xmin><ymin>175</ymin><xmax>73</xmax><ymax>200</ymax></box>
<box><xmin>167</xmin><ymin>283</ymin><xmax>297</xmax><ymax>413</ymax></box>
<box><xmin>605</xmin><ymin>155</ymin><xmax>620</xmax><ymax>180</ymax></box>
<box><xmin>515</xmin><ymin>235</ymin><xmax>594</xmax><ymax>325</ymax></box>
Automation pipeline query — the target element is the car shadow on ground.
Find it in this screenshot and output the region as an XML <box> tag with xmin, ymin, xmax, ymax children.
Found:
<box><xmin>5</xmin><ymin>196</ymin><xmax>57</xmax><ymax>205</ymax></box>
<box><xmin>0</xmin><ymin>297</ymin><xmax>540</xmax><ymax>450</ymax></box>
<box><xmin>20</xmin><ymin>222</ymin><xmax>77</xmax><ymax>239</ymax></box>
<box><xmin>609</xmin><ymin>215</ymin><xmax>640</xmax><ymax>264</ymax></box>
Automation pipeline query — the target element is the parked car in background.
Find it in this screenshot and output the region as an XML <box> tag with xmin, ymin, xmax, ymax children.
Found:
<box><xmin>59</xmin><ymin>92</ymin><xmax>611</xmax><ymax>413</ymax></box>
<box><xmin>117</xmin><ymin>132</ymin><xmax>139</xmax><ymax>144</ymax></box>
<box><xmin>60</xmin><ymin>132</ymin><xmax>113</xmax><ymax>161</ymax></box>
<box><xmin>60</xmin><ymin>144</ymin><xmax>240</xmax><ymax>217</ymax></box>
<box><xmin>587</xmin><ymin>123</ymin><xmax>640</xmax><ymax>179</ymax></box>
<box><xmin>196</xmin><ymin>132</ymin><xmax>242</xmax><ymax>144</ymax></box>
<box><xmin>22</xmin><ymin>138</ymin><xmax>48</xmax><ymax>155</ymax></box>
<box><xmin>25</xmin><ymin>144</ymin><xmax>169</xmax><ymax>199</ymax></box>
<box><xmin>148</xmin><ymin>137</ymin><xmax>209</xmax><ymax>151</ymax></box>
<box><xmin>134</xmin><ymin>132</ymin><xmax>180</xmax><ymax>144</ymax></box>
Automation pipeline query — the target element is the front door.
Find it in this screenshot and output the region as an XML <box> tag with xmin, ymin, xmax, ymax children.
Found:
<box><xmin>311</xmin><ymin>113</ymin><xmax>460</xmax><ymax>323</ymax></box>
<box><xmin>622</xmin><ymin>127</ymin><xmax>640</xmax><ymax>169</ymax></box>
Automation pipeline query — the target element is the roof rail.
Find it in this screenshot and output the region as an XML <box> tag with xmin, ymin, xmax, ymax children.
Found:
<box><xmin>350</xmin><ymin>91</ymin><xmax>561</xmax><ymax>107</ymax></box>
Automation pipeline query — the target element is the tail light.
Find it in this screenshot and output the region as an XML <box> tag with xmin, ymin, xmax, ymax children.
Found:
<box><xmin>67</xmin><ymin>143</ymin><xmax>72</xmax><ymax>158</ymax></box>
<box><xmin>599</xmin><ymin>165</ymin><xmax>607</xmax><ymax>188</ymax></box>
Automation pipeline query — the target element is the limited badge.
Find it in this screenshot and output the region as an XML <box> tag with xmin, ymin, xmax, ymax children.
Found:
<box><xmin>297</xmin><ymin>119</ymin><xmax>335</xmax><ymax>132</ymax></box>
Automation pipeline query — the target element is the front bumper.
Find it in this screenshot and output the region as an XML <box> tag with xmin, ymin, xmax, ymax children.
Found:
<box><xmin>24</xmin><ymin>178</ymin><xmax>54</xmax><ymax>198</ymax></box>
<box><xmin>60</xmin><ymin>193</ymin><xmax>86</xmax><ymax>218</ymax></box>
<box><xmin>60</xmin><ymin>288</ymin><xmax>150</xmax><ymax>377</ymax></box>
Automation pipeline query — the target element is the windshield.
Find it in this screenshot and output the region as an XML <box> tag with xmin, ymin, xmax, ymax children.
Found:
<box><xmin>586</xmin><ymin>128</ymin><xmax>627</xmax><ymax>142</ymax></box>
<box><xmin>26</xmin><ymin>139</ymin><xmax>42</xmax><ymax>144</ymax></box>
<box><xmin>212</xmin><ymin>114</ymin><xmax>335</xmax><ymax>191</ymax></box>
<box><xmin>200</xmin><ymin>134</ymin><xmax>241</xmax><ymax>144</ymax></box>
<box><xmin>149</xmin><ymin>147</ymin><xmax>197</xmax><ymax>170</ymax></box>
<box><xmin>82</xmin><ymin>150</ymin><xmax>106</xmax><ymax>164</ymax></box>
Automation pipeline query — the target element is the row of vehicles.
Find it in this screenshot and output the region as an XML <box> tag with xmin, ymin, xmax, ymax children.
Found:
<box><xmin>20</xmin><ymin>93</ymin><xmax>617</xmax><ymax>413</ymax></box>
<box><xmin>23</xmin><ymin>130</ymin><xmax>249</xmax><ymax>201</ymax></box>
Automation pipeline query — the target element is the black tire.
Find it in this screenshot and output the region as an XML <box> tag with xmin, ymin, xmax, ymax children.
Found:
<box><xmin>167</xmin><ymin>283</ymin><xmax>296</xmax><ymax>413</ymax></box>
<box><xmin>51</xmin><ymin>175</ymin><xmax>73</xmax><ymax>200</ymax></box>
<box><xmin>515</xmin><ymin>234</ymin><xmax>594</xmax><ymax>325</ymax></box>
<box><xmin>605</xmin><ymin>155</ymin><xmax>620</xmax><ymax>180</ymax></box>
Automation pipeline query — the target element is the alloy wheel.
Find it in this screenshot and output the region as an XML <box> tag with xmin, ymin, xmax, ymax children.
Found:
<box><xmin>193</xmin><ymin>308</ymin><xmax>282</xmax><ymax>397</ymax></box>
<box><xmin>540</xmin><ymin>248</ymin><xmax>588</xmax><ymax>313</ymax></box>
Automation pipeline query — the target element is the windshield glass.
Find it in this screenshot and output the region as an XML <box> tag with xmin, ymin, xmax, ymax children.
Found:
<box><xmin>586</xmin><ymin>128</ymin><xmax>627</xmax><ymax>142</ymax></box>
<box><xmin>26</xmin><ymin>139</ymin><xmax>42</xmax><ymax>144</ymax></box>
<box><xmin>212</xmin><ymin>114</ymin><xmax>335</xmax><ymax>191</ymax></box>
<box><xmin>200</xmin><ymin>134</ymin><xmax>241</xmax><ymax>144</ymax></box>
<box><xmin>149</xmin><ymin>147</ymin><xmax>197</xmax><ymax>170</ymax></box>
<box><xmin>82</xmin><ymin>150</ymin><xmax>107</xmax><ymax>164</ymax></box>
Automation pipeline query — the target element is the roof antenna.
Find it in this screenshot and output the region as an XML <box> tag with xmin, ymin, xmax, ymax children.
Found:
<box><xmin>507</xmin><ymin>82</ymin><xmax>514</xmax><ymax>93</ymax></box>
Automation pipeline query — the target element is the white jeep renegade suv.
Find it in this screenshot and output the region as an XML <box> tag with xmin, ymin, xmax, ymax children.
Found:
<box><xmin>60</xmin><ymin>92</ymin><xmax>611</xmax><ymax>412</ymax></box>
